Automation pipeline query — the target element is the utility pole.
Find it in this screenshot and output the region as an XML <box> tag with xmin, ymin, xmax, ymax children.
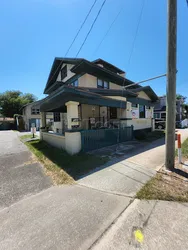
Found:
<box><xmin>165</xmin><ymin>0</ymin><xmax>177</xmax><ymax>170</ymax></box>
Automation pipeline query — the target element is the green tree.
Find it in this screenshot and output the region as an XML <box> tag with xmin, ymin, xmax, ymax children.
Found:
<box><xmin>0</xmin><ymin>90</ymin><xmax>37</xmax><ymax>117</ymax></box>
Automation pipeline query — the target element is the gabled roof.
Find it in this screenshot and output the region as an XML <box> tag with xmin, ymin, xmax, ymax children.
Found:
<box><xmin>44</xmin><ymin>57</ymin><xmax>83</xmax><ymax>94</ymax></box>
<box><xmin>44</xmin><ymin>57</ymin><xmax>134</xmax><ymax>94</ymax></box>
<box><xmin>130</xmin><ymin>86</ymin><xmax>158</xmax><ymax>102</ymax></box>
<box><xmin>92</xmin><ymin>58</ymin><xmax>125</xmax><ymax>74</ymax></box>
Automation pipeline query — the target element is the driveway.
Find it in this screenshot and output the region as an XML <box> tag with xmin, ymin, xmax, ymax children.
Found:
<box><xmin>0</xmin><ymin>131</ymin><xmax>52</xmax><ymax>208</ymax></box>
<box><xmin>0</xmin><ymin>131</ymin><xmax>131</xmax><ymax>250</ymax></box>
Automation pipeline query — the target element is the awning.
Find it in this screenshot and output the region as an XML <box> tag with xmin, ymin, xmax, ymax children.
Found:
<box><xmin>40</xmin><ymin>86</ymin><xmax>127</xmax><ymax>112</ymax></box>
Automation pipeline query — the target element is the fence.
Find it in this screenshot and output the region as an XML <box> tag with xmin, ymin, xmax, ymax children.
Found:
<box><xmin>81</xmin><ymin>126</ymin><xmax>133</xmax><ymax>152</ymax></box>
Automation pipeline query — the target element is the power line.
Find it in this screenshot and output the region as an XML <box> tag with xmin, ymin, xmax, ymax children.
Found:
<box><xmin>46</xmin><ymin>0</ymin><xmax>98</xmax><ymax>87</ymax></box>
<box><xmin>92</xmin><ymin>6</ymin><xmax>123</xmax><ymax>56</ymax></box>
<box><xmin>117</xmin><ymin>0</ymin><xmax>145</xmax><ymax>146</ymax></box>
<box><xmin>126</xmin><ymin>0</ymin><xmax>145</xmax><ymax>72</ymax></box>
<box><xmin>76</xmin><ymin>0</ymin><xmax>107</xmax><ymax>57</ymax></box>
<box><xmin>65</xmin><ymin>0</ymin><xmax>98</xmax><ymax>57</ymax></box>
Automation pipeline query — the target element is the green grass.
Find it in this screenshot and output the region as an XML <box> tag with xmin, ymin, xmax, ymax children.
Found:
<box><xmin>22</xmin><ymin>139</ymin><xmax>108</xmax><ymax>185</ymax></box>
<box><xmin>137</xmin><ymin>138</ymin><xmax>188</xmax><ymax>202</ymax></box>
<box><xmin>181</xmin><ymin>138</ymin><xmax>188</xmax><ymax>157</ymax></box>
<box><xmin>20</xmin><ymin>134</ymin><xmax>38</xmax><ymax>140</ymax></box>
<box><xmin>136</xmin><ymin>173</ymin><xmax>188</xmax><ymax>202</ymax></box>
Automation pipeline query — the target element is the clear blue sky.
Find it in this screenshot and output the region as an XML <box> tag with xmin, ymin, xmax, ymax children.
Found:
<box><xmin>0</xmin><ymin>0</ymin><xmax>188</xmax><ymax>100</ymax></box>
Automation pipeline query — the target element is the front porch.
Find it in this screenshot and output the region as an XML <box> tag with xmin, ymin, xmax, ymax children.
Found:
<box><xmin>39</xmin><ymin>86</ymin><xmax>154</xmax><ymax>154</ymax></box>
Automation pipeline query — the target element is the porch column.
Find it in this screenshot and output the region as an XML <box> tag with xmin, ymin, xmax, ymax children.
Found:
<box><xmin>40</xmin><ymin>112</ymin><xmax>47</xmax><ymax>140</ymax></box>
<box><xmin>65</xmin><ymin>101</ymin><xmax>79</xmax><ymax>129</ymax></box>
<box><xmin>41</xmin><ymin>112</ymin><xmax>46</xmax><ymax>128</ymax></box>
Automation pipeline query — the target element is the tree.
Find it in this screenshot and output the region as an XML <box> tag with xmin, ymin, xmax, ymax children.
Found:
<box><xmin>0</xmin><ymin>91</ymin><xmax>37</xmax><ymax>117</ymax></box>
<box><xmin>176</xmin><ymin>94</ymin><xmax>187</xmax><ymax>103</ymax></box>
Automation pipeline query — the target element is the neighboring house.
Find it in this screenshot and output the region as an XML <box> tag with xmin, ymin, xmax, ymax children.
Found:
<box><xmin>154</xmin><ymin>96</ymin><xmax>184</xmax><ymax>122</ymax></box>
<box><xmin>22</xmin><ymin>100</ymin><xmax>53</xmax><ymax>131</ymax></box>
<box><xmin>39</xmin><ymin>57</ymin><xmax>158</xmax><ymax>154</ymax></box>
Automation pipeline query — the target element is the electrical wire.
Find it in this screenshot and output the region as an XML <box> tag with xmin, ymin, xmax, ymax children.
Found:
<box><xmin>117</xmin><ymin>0</ymin><xmax>145</xmax><ymax>146</ymax></box>
<box><xmin>46</xmin><ymin>0</ymin><xmax>98</xmax><ymax>88</ymax></box>
<box><xmin>65</xmin><ymin>0</ymin><xmax>98</xmax><ymax>57</ymax></box>
<box><xmin>76</xmin><ymin>0</ymin><xmax>107</xmax><ymax>57</ymax></box>
<box><xmin>92</xmin><ymin>6</ymin><xmax>123</xmax><ymax>56</ymax></box>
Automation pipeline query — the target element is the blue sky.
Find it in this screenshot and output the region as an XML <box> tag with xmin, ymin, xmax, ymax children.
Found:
<box><xmin>0</xmin><ymin>0</ymin><xmax>188</xmax><ymax>100</ymax></box>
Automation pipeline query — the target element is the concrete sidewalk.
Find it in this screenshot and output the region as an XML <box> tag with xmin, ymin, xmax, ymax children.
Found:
<box><xmin>92</xmin><ymin>199</ymin><xmax>188</xmax><ymax>250</ymax></box>
<box><xmin>78</xmin><ymin>129</ymin><xmax>188</xmax><ymax>197</ymax></box>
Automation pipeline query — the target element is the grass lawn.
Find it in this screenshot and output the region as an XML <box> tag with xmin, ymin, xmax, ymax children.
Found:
<box><xmin>20</xmin><ymin>137</ymin><xmax>108</xmax><ymax>185</ymax></box>
<box><xmin>20</xmin><ymin>134</ymin><xmax>38</xmax><ymax>141</ymax></box>
<box><xmin>136</xmin><ymin>137</ymin><xmax>188</xmax><ymax>202</ymax></box>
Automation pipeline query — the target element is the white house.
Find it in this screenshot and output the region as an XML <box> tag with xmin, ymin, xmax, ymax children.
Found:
<box><xmin>39</xmin><ymin>58</ymin><xmax>158</xmax><ymax>154</ymax></box>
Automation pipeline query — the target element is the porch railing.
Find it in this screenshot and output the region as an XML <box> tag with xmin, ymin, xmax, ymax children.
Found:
<box><xmin>81</xmin><ymin>126</ymin><xmax>133</xmax><ymax>152</ymax></box>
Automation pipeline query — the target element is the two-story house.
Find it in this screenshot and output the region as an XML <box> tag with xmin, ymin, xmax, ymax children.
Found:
<box><xmin>39</xmin><ymin>57</ymin><xmax>158</xmax><ymax>154</ymax></box>
<box><xmin>22</xmin><ymin>100</ymin><xmax>53</xmax><ymax>131</ymax></box>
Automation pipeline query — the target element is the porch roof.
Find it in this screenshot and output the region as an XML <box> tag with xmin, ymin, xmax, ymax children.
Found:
<box><xmin>40</xmin><ymin>86</ymin><xmax>127</xmax><ymax>112</ymax></box>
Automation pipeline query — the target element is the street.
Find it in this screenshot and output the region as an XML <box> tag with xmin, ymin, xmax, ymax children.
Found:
<box><xmin>0</xmin><ymin>130</ymin><xmax>188</xmax><ymax>249</ymax></box>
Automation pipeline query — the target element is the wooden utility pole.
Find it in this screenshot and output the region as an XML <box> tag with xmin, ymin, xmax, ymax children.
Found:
<box><xmin>165</xmin><ymin>0</ymin><xmax>177</xmax><ymax>170</ymax></box>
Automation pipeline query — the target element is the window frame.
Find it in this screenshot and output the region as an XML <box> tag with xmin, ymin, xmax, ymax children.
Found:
<box><xmin>31</xmin><ymin>108</ymin><xmax>40</xmax><ymax>115</ymax></box>
<box><xmin>71</xmin><ymin>79</ymin><xmax>78</xmax><ymax>87</ymax></box>
<box><xmin>97</xmin><ymin>78</ymin><xmax>109</xmax><ymax>89</ymax></box>
<box><xmin>139</xmin><ymin>105</ymin><xmax>145</xmax><ymax>118</ymax></box>
<box><xmin>61</xmin><ymin>65</ymin><xmax>67</xmax><ymax>81</ymax></box>
<box><xmin>53</xmin><ymin>112</ymin><xmax>61</xmax><ymax>122</ymax></box>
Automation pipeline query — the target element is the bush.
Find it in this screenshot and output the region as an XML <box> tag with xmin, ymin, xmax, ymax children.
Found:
<box><xmin>134</xmin><ymin>130</ymin><xmax>147</xmax><ymax>140</ymax></box>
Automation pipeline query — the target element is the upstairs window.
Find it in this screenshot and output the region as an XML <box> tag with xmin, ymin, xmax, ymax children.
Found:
<box><xmin>61</xmin><ymin>65</ymin><xmax>67</xmax><ymax>81</ymax></box>
<box><xmin>139</xmin><ymin>105</ymin><xmax>145</xmax><ymax>118</ymax></box>
<box><xmin>71</xmin><ymin>80</ymin><xmax>78</xmax><ymax>87</ymax></box>
<box><xmin>54</xmin><ymin>112</ymin><xmax>60</xmax><ymax>122</ymax></box>
<box><xmin>31</xmin><ymin>108</ymin><xmax>40</xmax><ymax>115</ymax></box>
<box><xmin>97</xmin><ymin>79</ymin><xmax>109</xmax><ymax>89</ymax></box>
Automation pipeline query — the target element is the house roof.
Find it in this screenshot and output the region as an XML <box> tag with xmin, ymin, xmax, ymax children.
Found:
<box><xmin>130</xmin><ymin>86</ymin><xmax>158</xmax><ymax>102</ymax></box>
<box><xmin>92</xmin><ymin>58</ymin><xmax>125</xmax><ymax>74</ymax></box>
<box><xmin>40</xmin><ymin>86</ymin><xmax>127</xmax><ymax>112</ymax></box>
<box><xmin>44</xmin><ymin>57</ymin><xmax>134</xmax><ymax>94</ymax></box>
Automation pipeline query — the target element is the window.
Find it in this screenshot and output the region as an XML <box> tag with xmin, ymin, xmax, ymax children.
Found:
<box><xmin>104</xmin><ymin>81</ymin><xmax>109</xmax><ymax>89</ymax></box>
<box><xmin>97</xmin><ymin>78</ymin><xmax>109</xmax><ymax>89</ymax></box>
<box><xmin>154</xmin><ymin>113</ymin><xmax>160</xmax><ymax>119</ymax></box>
<box><xmin>71</xmin><ymin>80</ymin><xmax>78</xmax><ymax>87</ymax></box>
<box><xmin>132</xmin><ymin>103</ymin><xmax>138</xmax><ymax>108</ymax></box>
<box><xmin>139</xmin><ymin>105</ymin><xmax>145</xmax><ymax>118</ymax></box>
<box><xmin>61</xmin><ymin>65</ymin><xmax>67</xmax><ymax>81</ymax></box>
<box><xmin>54</xmin><ymin>112</ymin><xmax>60</xmax><ymax>122</ymax></box>
<box><xmin>31</xmin><ymin>108</ymin><xmax>40</xmax><ymax>115</ymax></box>
<box><xmin>110</xmin><ymin>107</ymin><xmax>117</xmax><ymax>119</ymax></box>
<box><xmin>161</xmin><ymin>113</ymin><xmax>166</xmax><ymax>119</ymax></box>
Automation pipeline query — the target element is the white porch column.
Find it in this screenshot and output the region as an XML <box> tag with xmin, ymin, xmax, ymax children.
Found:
<box><xmin>41</xmin><ymin>112</ymin><xmax>46</xmax><ymax>128</ymax></box>
<box><xmin>40</xmin><ymin>112</ymin><xmax>47</xmax><ymax>139</ymax></box>
<box><xmin>65</xmin><ymin>101</ymin><xmax>79</xmax><ymax>129</ymax></box>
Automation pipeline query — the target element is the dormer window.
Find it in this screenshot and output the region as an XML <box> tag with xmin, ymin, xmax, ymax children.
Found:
<box><xmin>97</xmin><ymin>78</ymin><xmax>109</xmax><ymax>89</ymax></box>
<box><xmin>61</xmin><ymin>65</ymin><xmax>67</xmax><ymax>81</ymax></box>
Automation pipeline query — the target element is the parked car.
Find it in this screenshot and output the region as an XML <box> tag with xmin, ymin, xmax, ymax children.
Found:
<box><xmin>155</xmin><ymin>119</ymin><xmax>182</xmax><ymax>129</ymax></box>
<box><xmin>155</xmin><ymin>119</ymin><xmax>165</xmax><ymax>130</ymax></box>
